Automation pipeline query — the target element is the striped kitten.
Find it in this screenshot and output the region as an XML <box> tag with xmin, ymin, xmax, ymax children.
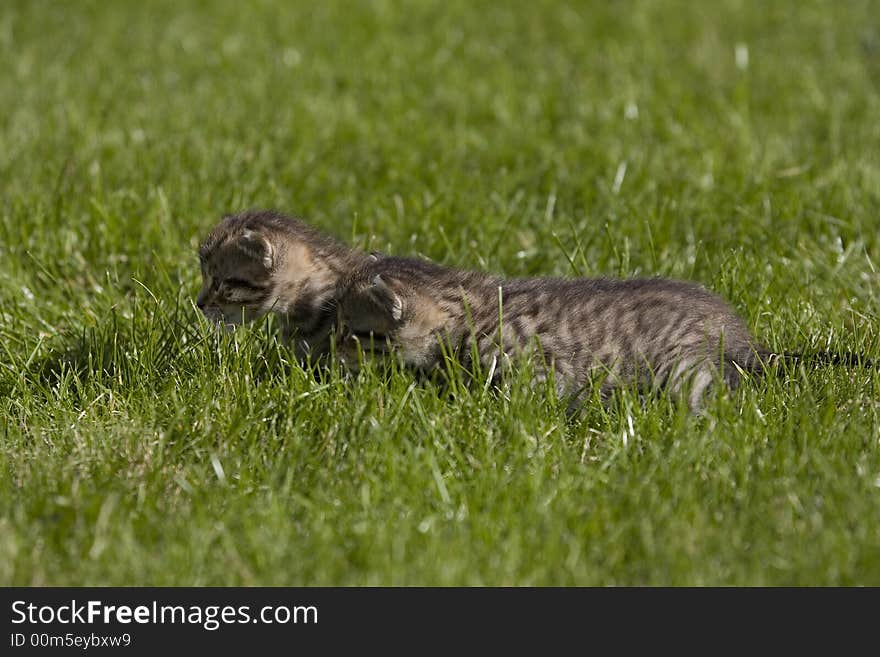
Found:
<box><xmin>335</xmin><ymin>256</ymin><xmax>771</xmax><ymax>410</ymax></box>
<box><xmin>197</xmin><ymin>209</ymin><xmax>369</xmax><ymax>360</ymax></box>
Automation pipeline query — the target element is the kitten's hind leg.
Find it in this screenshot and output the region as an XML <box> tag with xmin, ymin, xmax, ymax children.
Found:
<box><xmin>687</xmin><ymin>363</ymin><xmax>719</xmax><ymax>413</ymax></box>
<box><xmin>681</xmin><ymin>351</ymin><xmax>762</xmax><ymax>413</ymax></box>
<box><xmin>663</xmin><ymin>355</ymin><xmax>719</xmax><ymax>413</ymax></box>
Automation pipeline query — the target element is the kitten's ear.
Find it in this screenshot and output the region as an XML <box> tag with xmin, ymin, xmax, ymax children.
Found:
<box><xmin>370</xmin><ymin>274</ymin><xmax>403</xmax><ymax>321</ymax></box>
<box><xmin>237</xmin><ymin>229</ymin><xmax>274</xmax><ymax>270</ymax></box>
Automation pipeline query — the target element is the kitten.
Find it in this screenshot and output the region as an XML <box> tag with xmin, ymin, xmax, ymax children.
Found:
<box><xmin>335</xmin><ymin>256</ymin><xmax>773</xmax><ymax>410</ymax></box>
<box><xmin>197</xmin><ymin>209</ymin><xmax>369</xmax><ymax>360</ymax></box>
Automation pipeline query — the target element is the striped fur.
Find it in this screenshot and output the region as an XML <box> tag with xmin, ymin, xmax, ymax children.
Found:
<box><xmin>335</xmin><ymin>256</ymin><xmax>770</xmax><ymax>411</ymax></box>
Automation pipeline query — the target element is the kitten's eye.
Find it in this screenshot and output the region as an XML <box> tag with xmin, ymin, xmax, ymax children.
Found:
<box><xmin>224</xmin><ymin>278</ymin><xmax>263</xmax><ymax>291</ymax></box>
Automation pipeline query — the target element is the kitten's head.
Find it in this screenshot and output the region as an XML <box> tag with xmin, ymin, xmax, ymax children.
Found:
<box><xmin>197</xmin><ymin>209</ymin><xmax>357</xmax><ymax>331</ymax></box>
<box><xmin>336</xmin><ymin>263</ymin><xmax>452</xmax><ymax>369</ymax></box>
<box><xmin>197</xmin><ymin>218</ymin><xmax>277</xmax><ymax>327</ymax></box>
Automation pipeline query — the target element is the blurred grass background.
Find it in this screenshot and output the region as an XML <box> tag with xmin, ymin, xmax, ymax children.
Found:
<box><xmin>1</xmin><ymin>0</ymin><xmax>879</xmax><ymax>584</ymax></box>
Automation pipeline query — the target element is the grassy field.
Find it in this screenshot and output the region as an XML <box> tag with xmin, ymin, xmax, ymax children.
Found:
<box><xmin>2</xmin><ymin>0</ymin><xmax>880</xmax><ymax>585</ymax></box>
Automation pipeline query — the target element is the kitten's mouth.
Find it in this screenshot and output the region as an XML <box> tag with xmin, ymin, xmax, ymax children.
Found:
<box><xmin>335</xmin><ymin>328</ymin><xmax>395</xmax><ymax>372</ymax></box>
<box><xmin>337</xmin><ymin>327</ymin><xmax>392</xmax><ymax>352</ymax></box>
<box><xmin>200</xmin><ymin>306</ymin><xmax>246</xmax><ymax>332</ymax></box>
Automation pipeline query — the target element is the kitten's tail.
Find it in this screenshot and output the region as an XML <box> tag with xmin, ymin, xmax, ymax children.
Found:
<box><xmin>749</xmin><ymin>349</ymin><xmax>875</xmax><ymax>371</ymax></box>
<box><xmin>723</xmin><ymin>348</ymin><xmax>874</xmax><ymax>389</ymax></box>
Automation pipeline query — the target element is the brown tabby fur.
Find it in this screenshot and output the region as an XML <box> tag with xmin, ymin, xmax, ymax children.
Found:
<box><xmin>197</xmin><ymin>211</ymin><xmax>870</xmax><ymax>410</ymax></box>
<box><xmin>335</xmin><ymin>256</ymin><xmax>772</xmax><ymax>410</ymax></box>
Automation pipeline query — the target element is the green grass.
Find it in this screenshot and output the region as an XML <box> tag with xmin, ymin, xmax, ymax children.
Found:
<box><xmin>2</xmin><ymin>0</ymin><xmax>880</xmax><ymax>585</ymax></box>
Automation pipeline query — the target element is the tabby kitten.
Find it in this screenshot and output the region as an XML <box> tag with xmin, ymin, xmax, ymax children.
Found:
<box><xmin>335</xmin><ymin>256</ymin><xmax>771</xmax><ymax>410</ymax></box>
<box><xmin>197</xmin><ymin>209</ymin><xmax>369</xmax><ymax>360</ymax></box>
